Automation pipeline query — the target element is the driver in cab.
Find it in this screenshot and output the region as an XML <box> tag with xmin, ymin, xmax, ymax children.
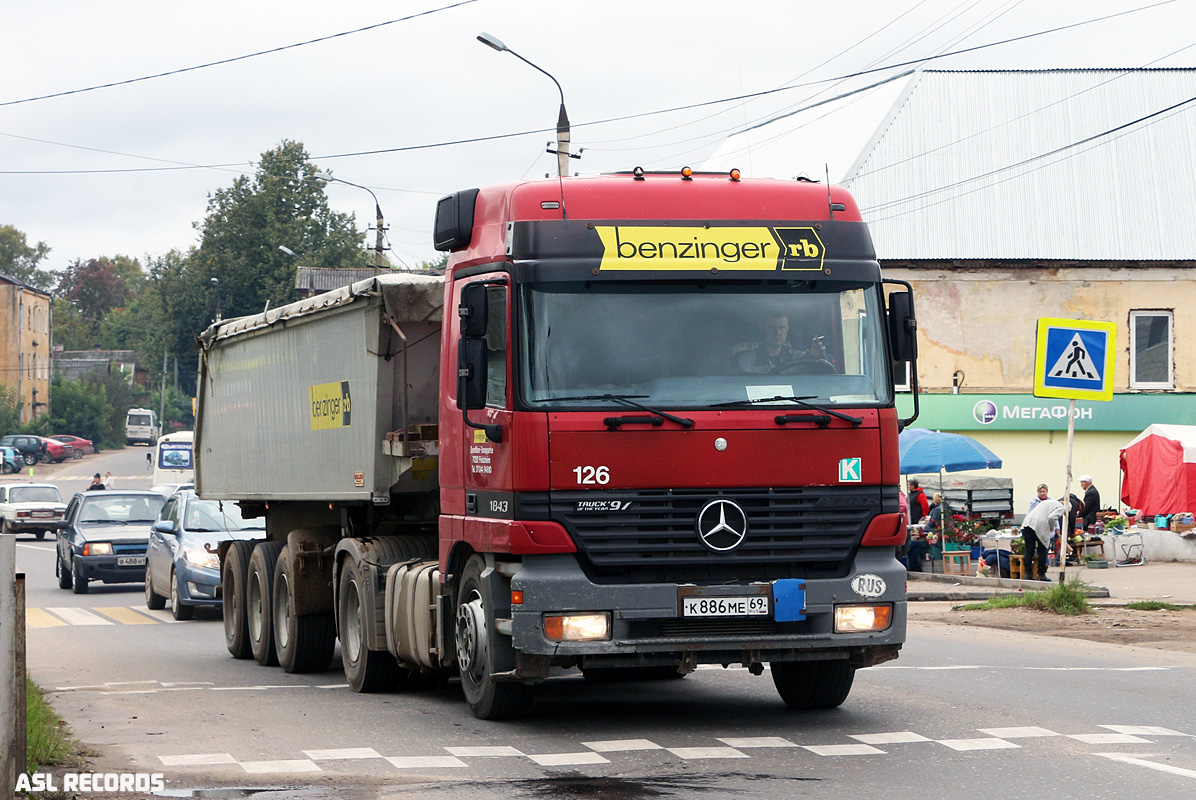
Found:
<box><xmin>733</xmin><ymin>314</ymin><xmax>831</xmax><ymax>374</ymax></box>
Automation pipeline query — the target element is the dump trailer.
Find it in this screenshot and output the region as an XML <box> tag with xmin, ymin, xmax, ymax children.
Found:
<box><xmin>196</xmin><ymin>170</ymin><xmax>919</xmax><ymax>719</ymax></box>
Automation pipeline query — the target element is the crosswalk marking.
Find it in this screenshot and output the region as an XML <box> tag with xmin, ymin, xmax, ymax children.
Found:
<box><xmin>94</xmin><ymin>606</ymin><xmax>159</xmax><ymax>625</ymax></box>
<box><xmin>25</xmin><ymin>608</ymin><xmax>67</xmax><ymax>628</ymax></box>
<box><xmin>46</xmin><ymin>607</ymin><xmax>113</xmax><ymax>626</ymax></box>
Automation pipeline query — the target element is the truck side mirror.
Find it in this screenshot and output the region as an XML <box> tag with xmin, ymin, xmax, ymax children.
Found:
<box><xmin>457</xmin><ymin>337</ymin><xmax>488</xmax><ymax>411</ymax></box>
<box><xmin>887</xmin><ymin>290</ymin><xmax>917</xmax><ymax>363</ymax></box>
<box><xmin>459</xmin><ymin>282</ymin><xmax>489</xmax><ymax>339</ymax></box>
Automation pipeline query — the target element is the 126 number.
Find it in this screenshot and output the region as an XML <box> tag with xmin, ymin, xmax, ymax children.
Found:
<box><xmin>573</xmin><ymin>465</ymin><xmax>610</xmax><ymax>485</ymax></box>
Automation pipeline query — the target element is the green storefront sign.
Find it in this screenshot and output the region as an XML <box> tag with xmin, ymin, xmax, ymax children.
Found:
<box><xmin>897</xmin><ymin>393</ymin><xmax>1196</xmax><ymax>432</ymax></box>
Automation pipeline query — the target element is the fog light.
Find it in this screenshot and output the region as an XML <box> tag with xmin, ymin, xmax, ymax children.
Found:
<box><xmin>834</xmin><ymin>604</ymin><xmax>892</xmax><ymax>633</ymax></box>
<box><xmin>83</xmin><ymin>542</ymin><xmax>113</xmax><ymax>556</ymax></box>
<box><xmin>543</xmin><ymin>613</ymin><xmax>610</xmax><ymax>642</ymax></box>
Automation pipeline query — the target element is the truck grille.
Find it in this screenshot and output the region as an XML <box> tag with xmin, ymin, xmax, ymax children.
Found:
<box><xmin>523</xmin><ymin>486</ymin><xmax>896</xmax><ymax>584</ymax></box>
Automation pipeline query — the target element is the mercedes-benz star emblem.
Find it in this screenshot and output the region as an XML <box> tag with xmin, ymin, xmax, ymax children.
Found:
<box><xmin>696</xmin><ymin>499</ymin><xmax>749</xmax><ymax>552</ymax></box>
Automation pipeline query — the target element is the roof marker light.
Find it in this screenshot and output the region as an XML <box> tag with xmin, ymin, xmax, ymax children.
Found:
<box><xmin>680</xmin><ymin>166</ymin><xmax>693</xmax><ymax>180</ymax></box>
<box><xmin>729</xmin><ymin>168</ymin><xmax>741</xmax><ymax>181</ymax></box>
<box><xmin>632</xmin><ymin>166</ymin><xmax>645</xmax><ymax>180</ymax></box>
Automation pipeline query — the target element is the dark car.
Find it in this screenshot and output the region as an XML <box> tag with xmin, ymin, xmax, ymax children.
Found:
<box><xmin>0</xmin><ymin>434</ymin><xmax>45</xmax><ymax>467</ymax></box>
<box><xmin>145</xmin><ymin>491</ymin><xmax>265</xmax><ymax>619</ymax></box>
<box><xmin>55</xmin><ymin>491</ymin><xmax>166</xmax><ymax>594</ymax></box>
<box><xmin>51</xmin><ymin>435</ymin><xmax>94</xmax><ymax>458</ymax></box>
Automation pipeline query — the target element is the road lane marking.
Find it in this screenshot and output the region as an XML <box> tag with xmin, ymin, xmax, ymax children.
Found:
<box><xmin>1097</xmin><ymin>753</ymin><xmax>1196</xmax><ymax>779</ymax></box>
<box><xmin>528</xmin><ymin>752</ymin><xmax>610</xmax><ymax>766</ymax></box>
<box><xmin>444</xmin><ymin>746</ymin><xmax>524</xmax><ymax>757</ymax></box>
<box><xmin>1100</xmin><ymin>725</ymin><xmax>1193</xmax><ymax>737</ymax></box>
<box><xmin>1069</xmin><ymin>733</ymin><xmax>1153</xmax><ymax>744</ymax></box>
<box><xmin>850</xmin><ymin>732</ymin><xmax>932</xmax><ymax>744</ymax></box>
<box><xmin>26</xmin><ymin>608</ymin><xmax>67</xmax><ymax>628</ymax></box>
<box><xmin>803</xmin><ymin>744</ymin><xmax>886</xmax><ymax>756</ymax></box>
<box><xmin>241</xmin><ymin>760</ymin><xmax>321</xmax><ymax>774</ymax></box>
<box><xmin>716</xmin><ymin>737</ymin><xmax>798</xmax><ymax>748</ymax></box>
<box><xmin>386</xmin><ymin>756</ymin><xmax>468</xmax><ymax>769</ymax></box>
<box><xmin>159</xmin><ymin>754</ymin><xmax>236</xmax><ymax>766</ymax></box>
<box><xmin>978</xmin><ymin>727</ymin><xmax>1060</xmax><ymax>738</ymax></box>
<box><xmin>938</xmin><ymin>739</ymin><xmax>1021</xmax><ymax>751</ymax></box>
<box><xmin>304</xmin><ymin>748</ymin><xmax>382</xmax><ymax>760</ymax></box>
<box><xmin>666</xmin><ymin>747</ymin><xmax>749</xmax><ymax>759</ymax></box>
<box><xmin>95</xmin><ymin>606</ymin><xmax>159</xmax><ymax>625</ymax></box>
<box><xmin>46</xmin><ymin>607</ymin><xmax>113</xmax><ymax>625</ymax></box>
<box><xmin>582</xmin><ymin>739</ymin><xmax>662</xmax><ymax>752</ymax></box>
<box><xmin>16</xmin><ymin>543</ymin><xmax>55</xmax><ymax>551</ymax></box>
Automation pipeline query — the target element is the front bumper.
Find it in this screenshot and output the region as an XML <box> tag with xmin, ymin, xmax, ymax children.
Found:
<box><xmin>74</xmin><ymin>554</ymin><xmax>147</xmax><ymax>584</ymax></box>
<box><xmin>508</xmin><ymin>548</ymin><xmax>906</xmax><ymax>668</ymax></box>
<box><xmin>177</xmin><ymin>563</ymin><xmax>222</xmax><ymax>607</ymax></box>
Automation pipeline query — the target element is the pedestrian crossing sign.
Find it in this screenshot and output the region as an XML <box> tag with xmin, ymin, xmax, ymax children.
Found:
<box><xmin>1034</xmin><ymin>317</ymin><xmax>1117</xmax><ymax>401</ymax></box>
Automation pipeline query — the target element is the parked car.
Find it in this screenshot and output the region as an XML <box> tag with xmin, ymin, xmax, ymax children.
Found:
<box><xmin>50</xmin><ymin>435</ymin><xmax>94</xmax><ymax>458</ymax></box>
<box><xmin>0</xmin><ymin>446</ymin><xmax>22</xmax><ymax>474</ymax></box>
<box><xmin>38</xmin><ymin>437</ymin><xmax>70</xmax><ymax>463</ymax></box>
<box><xmin>145</xmin><ymin>490</ymin><xmax>266</xmax><ymax>619</ymax></box>
<box><xmin>55</xmin><ymin>490</ymin><xmax>166</xmax><ymax>594</ymax></box>
<box><xmin>0</xmin><ymin>483</ymin><xmax>66</xmax><ymax>539</ymax></box>
<box><xmin>0</xmin><ymin>434</ymin><xmax>45</xmax><ymax>467</ymax></box>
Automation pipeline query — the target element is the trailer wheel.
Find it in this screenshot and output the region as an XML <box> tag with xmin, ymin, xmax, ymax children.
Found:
<box><xmin>455</xmin><ymin>555</ymin><xmax>532</xmax><ymax>720</ymax></box>
<box><xmin>274</xmin><ymin>546</ymin><xmax>336</xmax><ymax>674</ymax></box>
<box><xmin>770</xmin><ymin>659</ymin><xmax>855</xmax><ymax>710</ymax></box>
<box><xmin>223</xmin><ymin>540</ymin><xmax>255</xmax><ymax>658</ymax></box>
<box><xmin>338</xmin><ymin>558</ymin><xmax>399</xmax><ymax>691</ymax></box>
<box><xmin>247</xmin><ymin>541</ymin><xmax>283</xmax><ymax>666</ymax></box>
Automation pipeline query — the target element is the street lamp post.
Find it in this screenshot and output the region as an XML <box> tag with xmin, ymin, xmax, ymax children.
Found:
<box><xmin>315</xmin><ymin>173</ymin><xmax>388</xmax><ymax>267</ymax></box>
<box><xmin>477</xmin><ymin>32</ymin><xmax>575</xmax><ymax>178</ymax></box>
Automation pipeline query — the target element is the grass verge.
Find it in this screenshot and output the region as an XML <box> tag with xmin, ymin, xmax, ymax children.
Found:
<box><xmin>956</xmin><ymin>577</ymin><xmax>1093</xmax><ymax>615</ymax></box>
<box><xmin>25</xmin><ymin>675</ymin><xmax>87</xmax><ymax>772</ymax></box>
<box><xmin>1125</xmin><ymin>601</ymin><xmax>1194</xmax><ymax>611</ymax></box>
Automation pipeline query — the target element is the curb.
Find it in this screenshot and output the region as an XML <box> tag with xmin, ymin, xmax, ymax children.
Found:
<box><xmin>907</xmin><ymin>572</ymin><xmax>1111</xmax><ymax>601</ymax></box>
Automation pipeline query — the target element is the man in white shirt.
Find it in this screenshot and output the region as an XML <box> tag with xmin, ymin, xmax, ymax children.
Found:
<box><xmin>1022</xmin><ymin>496</ymin><xmax>1065</xmax><ymax>581</ymax></box>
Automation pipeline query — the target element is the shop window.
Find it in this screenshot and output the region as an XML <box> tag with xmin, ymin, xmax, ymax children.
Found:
<box><xmin>1129</xmin><ymin>310</ymin><xmax>1173</xmax><ymax>389</ymax></box>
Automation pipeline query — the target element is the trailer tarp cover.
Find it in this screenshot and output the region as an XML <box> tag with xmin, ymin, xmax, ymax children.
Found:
<box><xmin>1120</xmin><ymin>424</ymin><xmax>1196</xmax><ymax>515</ymax></box>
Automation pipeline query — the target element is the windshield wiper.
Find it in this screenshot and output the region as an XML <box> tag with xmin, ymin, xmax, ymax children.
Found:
<box><xmin>712</xmin><ymin>395</ymin><xmax>863</xmax><ymax>427</ymax></box>
<box><xmin>539</xmin><ymin>394</ymin><xmax>694</xmax><ymax>430</ymax></box>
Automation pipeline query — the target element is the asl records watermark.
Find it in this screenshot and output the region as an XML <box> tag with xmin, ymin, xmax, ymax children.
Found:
<box><xmin>15</xmin><ymin>772</ymin><xmax>165</xmax><ymax>794</ymax></box>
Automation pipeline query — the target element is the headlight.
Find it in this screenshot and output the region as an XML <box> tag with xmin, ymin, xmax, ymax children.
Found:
<box><xmin>543</xmin><ymin>613</ymin><xmax>611</xmax><ymax>642</ymax></box>
<box><xmin>82</xmin><ymin>542</ymin><xmax>113</xmax><ymax>556</ymax></box>
<box><xmin>834</xmin><ymin>604</ymin><xmax>893</xmax><ymax>633</ymax></box>
<box><xmin>184</xmin><ymin>548</ymin><xmax>220</xmax><ymax>569</ymax></box>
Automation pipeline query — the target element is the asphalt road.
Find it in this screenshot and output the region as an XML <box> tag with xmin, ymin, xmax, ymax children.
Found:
<box><xmin>10</xmin><ymin>452</ymin><xmax>1196</xmax><ymax>799</ymax></box>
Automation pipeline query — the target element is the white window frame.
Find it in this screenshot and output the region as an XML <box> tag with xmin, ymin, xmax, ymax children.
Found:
<box><xmin>893</xmin><ymin>361</ymin><xmax>911</xmax><ymax>392</ymax></box>
<box><xmin>1129</xmin><ymin>310</ymin><xmax>1174</xmax><ymax>390</ymax></box>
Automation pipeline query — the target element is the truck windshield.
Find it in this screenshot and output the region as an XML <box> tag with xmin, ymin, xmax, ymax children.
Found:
<box><xmin>519</xmin><ymin>281</ymin><xmax>893</xmax><ymax>409</ymax></box>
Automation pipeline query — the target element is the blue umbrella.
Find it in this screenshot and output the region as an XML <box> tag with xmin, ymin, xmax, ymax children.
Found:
<box><xmin>899</xmin><ymin>429</ymin><xmax>1002</xmax><ymax>474</ymax></box>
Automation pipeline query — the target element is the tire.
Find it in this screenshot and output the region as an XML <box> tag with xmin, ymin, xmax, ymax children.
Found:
<box><xmin>770</xmin><ymin>659</ymin><xmax>856</xmax><ymax>710</ymax></box>
<box><xmin>455</xmin><ymin>555</ymin><xmax>533</xmax><ymax>720</ymax></box>
<box><xmin>338</xmin><ymin>558</ymin><xmax>399</xmax><ymax>692</ymax></box>
<box><xmin>247</xmin><ymin>541</ymin><xmax>283</xmax><ymax>666</ymax></box>
<box><xmin>72</xmin><ymin>449</ymin><xmax>83</xmax><ymax>460</ymax></box>
<box><xmin>34</xmin><ymin>530</ymin><xmax>45</xmax><ymax>541</ymax></box>
<box><xmin>38</xmin><ymin>453</ymin><xmax>50</xmax><ymax>464</ymax></box>
<box><xmin>273</xmin><ymin>546</ymin><xmax>335</xmax><ymax>674</ymax></box>
<box><xmin>72</xmin><ymin>563</ymin><xmax>89</xmax><ymax>594</ymax></box>
<box><xmin>23</xmin><ymin>453</ymin><xmax>37</xmax><ymax>466</ymax></box>
<box><xmin>145</xmin><ymin>570</ymin><xmax>166</xmax><ymax>610</ymax></box>
<box><xmin>57</xmin><ymin>554</ymin><xmax>71</xmax><ymax>590</ymax></box>
<box><xmin>223</xmin><ymin>540</ymin><xmax>255</xmax><ymax>659</ymax></box>
<box><xmin>170</xmin><ymin>568</ymin><xmax>194</xmax><ymax>621</ymax></box>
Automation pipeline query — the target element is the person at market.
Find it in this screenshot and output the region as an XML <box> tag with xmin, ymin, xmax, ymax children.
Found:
<box><xmin>86</xmin><ymin>473</ymin><xmax>105</xmax><ymax>492</ymax></box>
<box><xmin>1079</xmin><ymin>475</ymin><xmax>1101</xmax><ymax>532</ymax></box>
<box><xmin>1063</xmin><ymin>492</ymin><xmax>1085</xmax><ymax>565</ymax></box>
<box><xmin>1027</xmin><ymin>483</ymin><xmax>1049</xmax><ymax>514</ymax></box>
<box><xmin>103</xmin><ymin>470</ymin><xmax>115</xmax><ymax>489</ymax></box>
<box><xmin>1022</xmin><ymin>495</ymin><xmax>1064</xmax><ymax>580</ymax></box>
<box><xmin>923</xmin><ymin>493</ymin><xmax>944</xmax><ymax>536</ymax></box>
<box><xmin>907</xmin><ymin>479</ymin><xmax>930</xmax><ymax>524</ymax></box>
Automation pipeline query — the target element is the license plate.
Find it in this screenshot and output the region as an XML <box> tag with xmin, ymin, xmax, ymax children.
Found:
<box><xmin>681</xmin><ymin>595</ymin><xmax>770</xmax><ymax>617</ymax></box>
<box><xmin>32</xmin><ymin>511</ymin><xmax>54</xmax><ymax>519</ymax></box>
<box><xmin>117</xmin><ymin>556</ymin><xmax>146</xmax><ymax>567</ymax></box>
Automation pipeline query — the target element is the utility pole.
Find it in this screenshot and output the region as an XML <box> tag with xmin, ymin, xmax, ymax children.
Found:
<box><xmin>159</xmin><ymin>346</ymin><xmax>167</xmax><ymax>428</ymax></box>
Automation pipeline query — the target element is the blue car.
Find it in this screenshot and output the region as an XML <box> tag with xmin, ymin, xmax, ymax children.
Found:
<box><xmin>144</xmin><ymin>491</ymin><xmax>266</xmax><ymax>620</ymax></box>
<box><xmin>0</xmin><ymin>446</ymin><xmax>23</xmax><ymax>474</ymax></box>
<box><xmin>56</xmin><ymin>491</ymin><xmax>166</xmax><ymax>594</ymax></box>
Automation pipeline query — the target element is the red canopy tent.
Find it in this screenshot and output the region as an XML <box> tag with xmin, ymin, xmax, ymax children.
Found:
<box><xmin>1120</xmin><ymin>424</ymin><xmax>1196</xmax><ymax>516</ymax></box>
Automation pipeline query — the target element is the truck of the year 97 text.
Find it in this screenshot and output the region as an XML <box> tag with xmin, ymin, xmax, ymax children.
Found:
<box><xmin>195</xmin><ymin>169</ymin><xmax>920</xmax><ymax>719</ymax></box>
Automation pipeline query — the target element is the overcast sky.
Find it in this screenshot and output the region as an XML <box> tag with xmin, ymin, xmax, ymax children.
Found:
<box><xmin>3</xmin><ymin>0</ymin><xmax>1193</xmax><ymax>273</ymax></box>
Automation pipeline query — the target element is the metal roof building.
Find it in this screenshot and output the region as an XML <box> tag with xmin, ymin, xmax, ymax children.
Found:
<box><xmin>704</xmin><ymin>68</ymin><xmax>1196</xmax><ymax>262</ymax></box>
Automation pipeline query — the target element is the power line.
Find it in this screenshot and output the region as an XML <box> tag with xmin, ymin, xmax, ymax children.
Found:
<box><xmin>0</xmin><ymin>0</ymin><xmax>479</xmax><ymax>108</ymax></box>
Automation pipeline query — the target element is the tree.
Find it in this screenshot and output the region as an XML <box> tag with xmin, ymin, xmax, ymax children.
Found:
<box><xmin>193</xmin><ymin>140</ymin><xmax>369</xmax><ymax>320</ymax></box>
<box><xmin>0</xmin><ymin>384</ymin><xmax>21</xmax><ymax>437</ymax></box>
<box><xmin>46</xmin><ymin>378</ymin><xmax>114</xmax><ymax>446</ymax></box>
<box><xmin>0</xmin><ymin>225</ymin><xmax>53</xmax><ymax>290</ymax></box>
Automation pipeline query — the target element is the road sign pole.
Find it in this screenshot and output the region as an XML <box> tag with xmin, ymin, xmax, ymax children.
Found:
<box><xmin>1060</xmin><ymin>399</ymin><xmax>1076</xmax><ymax>583</ymax></box>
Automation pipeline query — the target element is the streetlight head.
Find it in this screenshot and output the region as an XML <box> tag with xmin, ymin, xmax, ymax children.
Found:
<box><xmin>210</xmin><ymin>278</ymin><xmax>219</xmax><ymax>286</ymax></box>
<box><xmin>313</xmin><ymin>172</ymin><xmax>333</xmax><ymax>183</ymax></box>
<box><xmin>278</xmin><ymin>246</ymin><xmax>296</xmax><ymax>257</ymax></box>
<box><xmin>477</xmin><ymin>32</ymin><xmax>508</xmax><ymax>52</ymax></box>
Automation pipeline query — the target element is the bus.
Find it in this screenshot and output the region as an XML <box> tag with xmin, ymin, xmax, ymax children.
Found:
<box><xmin>152</xmin><ymin>431</ymin><xmax>194</xmax><ymax>486</ymax></box>
<box><xmin>125</xmin><ymin>408</ymin><xmax>160</xmax><ymax>446</ymax></box>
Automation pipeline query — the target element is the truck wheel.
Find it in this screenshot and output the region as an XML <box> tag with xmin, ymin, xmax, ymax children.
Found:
<box><xmin>223</xmin><ymin>540</ymin><xmax>255</xmax><ymax>658</ymax></box>
<box><xmin>145</xmin><ymin>571</ymin><xmax>166</xmax><ymax>610</ymax></box>
<box><xmin>770</xmin><ymin>660</ymin><xmax>855</xmax><ymax>710</ymax></box>
<box><xmin>247</xmin><ymin>541</ymin><xmax>283</xmax><ymax>666</ymax></box>
<box><xmin>170</xmin><ymin>568</ymin><xmax>194</xmax><ymax>621</ymax></box>
<box><xmin>274</xmin><ymin>546</ymin><xmax>335</xmax><ymax>674</ymax></box>
<box><xmin>57</xmin><ymin>554</ymin><xmax>71</xmax><ymax>590</ymax></box>
<box><xmin>455</xmin><ymin>555</ymin><xmax>532</xmax><ymax>720</ymax></box>
<box><xmin>338</xmin><ymin>558</ymin><xmax>398</xmax><ymax>691</ymax></box>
